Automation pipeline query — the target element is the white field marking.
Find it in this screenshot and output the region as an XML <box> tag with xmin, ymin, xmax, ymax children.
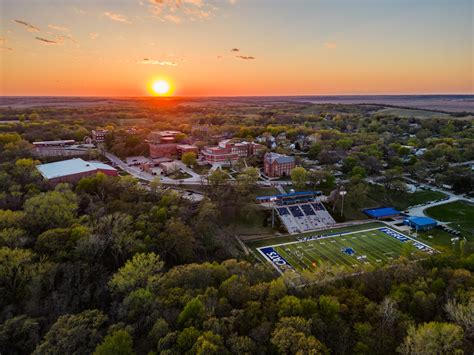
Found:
<box><xmin>258</xmin><ymin>227</ymin><xmax>384</xmax><ymax>250</ymax></box>
<box><xmin>257</xmin><ymin>226</ymin><xmax>437</xmax><ymax>260</ymax></box>
<box><xmin>257</xmin><ymin>248</ymin><xmax>285</xmax><ymax>275</ymax></box>
<box><xmin>380</xmin><ymin>227</ymin><xmax>438</xmax><ymax>252</ymax></box>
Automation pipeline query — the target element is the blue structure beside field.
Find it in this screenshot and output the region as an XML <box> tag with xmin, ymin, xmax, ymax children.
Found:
<box><xmin>363</xmin><ymin>207</ymin><xmax>400</xmax><ymax>219</ymax></box>
<box><xmin>404</xmin><ymin>216</ymin><xmax>438</xmax><ymax>231</ymax></box>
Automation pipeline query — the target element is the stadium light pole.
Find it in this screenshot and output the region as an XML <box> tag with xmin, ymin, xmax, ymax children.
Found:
<box><xmin>270</xmin><ymin>197</ymin><xmax>277</xmax><ymax>228</ymax></box>
<box><xmin>340</xmin><ymin>189</ymin><xmax>347</xmax><ymax>217</ymax></box>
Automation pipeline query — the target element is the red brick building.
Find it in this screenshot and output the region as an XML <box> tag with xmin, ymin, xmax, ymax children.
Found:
<box><xmin>201</xmin><ymin>140</ymin><xmax>264</xmax><ymax>164</ymax></box>
<box><xmin>92</xmin><ymin>129</ymin><xmax>108</xmax><ymax>143</ymax></box>
<box><xmin>148</xmin><ymin>130</ymin><xmax>199</xmax><ymax>159</ymax></box>
<box><xmin>264</xmin><ymin>152</ymin><xmax>295</xmax><ymax>177</ymax></box>
<box><xmin>176</xmin><ymin>144</ymin><xmax>199</xmax><ymax>158</ymax></box>
<box><xmin>37</xmin><ymin>158</ymin><xmax>118</xmax><ymax>186</ymax></box>
<box><xmin>149</xmin><ymin>143</ymin><xmax>178</xmax><ymax>158</ymax></box>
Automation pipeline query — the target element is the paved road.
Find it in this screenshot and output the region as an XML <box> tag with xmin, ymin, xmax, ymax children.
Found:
<box><xmin>404</xmin><ymin>177</ymin><xmax>473</xmax><ymax>218</ymax></box>
<box><xmin>104</xmin><ymin>152</ymin><xmax>155</xmax><ymax>181</ymax></box>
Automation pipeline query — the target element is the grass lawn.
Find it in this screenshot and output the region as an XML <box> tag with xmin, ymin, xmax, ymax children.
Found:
<box><xmin>168</xmin><ymin>171</ymin><xmax>192</xmax><ymax>180</ymax></box>
<box><xmin>368</xmin><ymin>185</ymin><xmax>447</xmax><ymax>210</ymax></box>
<box><xmin>417</xmin><ymin>229</ymin><xmax>459</xmax><ymax>251</ymax></box>
<box><xmin>245</xmin><ymin>222</ymin><xmax>385</xmax><ymax>249</ymax></box>
<box><xmin>255</xmin><ymin>186</ymin><xmax>280</xmax><ymax>196</ymax></box>
<box><xmin>255</xmin><ymin>226</ymin><xmax>436</xmax><ymax>274</ymax></box>
<box><xmin>425</xmin><ymin>201</ymin><xmax>474</xmax><ymax>240</ymax></box>
<box><xmin>192</xmin><ymin>164</ymin><xmax>211</xmax><ymax>175</ymax></box>
<box><xmin>374</xmin><ymin>107</ymin><xmax>452</xmax><ymax>119</ymax></box>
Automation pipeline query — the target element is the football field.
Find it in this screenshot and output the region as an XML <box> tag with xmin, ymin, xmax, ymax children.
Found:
<box><xmin>257</xmin><ymin>227</ymin><xmax>436</xmax><ymax>275</ymax></box>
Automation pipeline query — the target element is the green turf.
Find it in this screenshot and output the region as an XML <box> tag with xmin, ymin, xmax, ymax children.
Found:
<box><xmin>367</xmin><ymin>185</ymin><xmax>447</xmax><ymax>210</ymax></box>
<box><xmin>425</xmin><ymin>201</ymin><xmax>474</xmax><ymax>240</ymax></box>
<box><xmin>257</xmin><ymin>227</ymin><xmax>435</xmax><ymax>273</ymax></box>
<box><xmin>246</xmin><ymin>222</ymin><xmax>384</xmax><ymax>249</ymax></box>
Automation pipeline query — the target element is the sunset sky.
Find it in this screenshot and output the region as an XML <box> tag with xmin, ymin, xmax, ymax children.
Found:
<box><xmin>1</xmin><ymin>0</ymin><xmax>472</xmax><ymax>96</ymax></box>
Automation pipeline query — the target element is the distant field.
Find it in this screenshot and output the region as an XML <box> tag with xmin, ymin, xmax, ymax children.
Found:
<box><xmin>425</xmin><ymin>201</ymin><xmax>474</xmax><ymax>240</ymax></box>
<box><xmin>117</xmin><ymin>118</ymin><xmax>151</xmax><ymax>126</ymax></box>
<box><xmin>256</xmin><ymin>226</ymin><xmax>436</xmax><ymax>275</ymax></box>
<box><xmin>374</xmin><ymin>107</ymin><xmax>472</xmax><ymax>120</ymax></box>
<box><xmin>367</xmin><ymin>186</ymin><xmax>447</xmax><ymax>210</ymax></box>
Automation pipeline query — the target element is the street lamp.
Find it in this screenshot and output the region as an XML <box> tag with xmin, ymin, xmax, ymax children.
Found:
<box><xmin>340</xmin><ymin>189</ymin><xmax>347</xmax><ymax>217</ymax></box>
<box><xmin>270</xmin><ymin>197</ymin><xmax>277</xmax><ymax>228</ymax></box>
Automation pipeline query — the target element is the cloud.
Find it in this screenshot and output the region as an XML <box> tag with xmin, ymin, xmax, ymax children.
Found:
<box><xmin>104</xmin><ymin>11</ymin><xmax>132</xmax><ymax>24</ymax></box>
<box><xmin>35</xmin><ymin>36</ymin><xmax>59</xmax><ymax>45</ymax></box>
<box><xmin>230</xmin><ymin>48</ymin><xmax>239</xmax><ymax>52</ymax></box>
<box><xmin>0</xmin><ymin>37</ymin><xmax>13</xmax><ymax>51</ymax></box>
<box><xmin>164</xmin><ymin>14</ymin><xmax>182</xmax><ymax>23</ymax></box>
<box><xmin>236</xmin><ymin>55</ymin><xmax>255</xmax><ymax>60</ymax></box>
<box><xmin>89</xmin><ymin>32</ymin><xmax>99</xmax><ymax>40</ymax></box>
<box><xmin>137</xmin><ymin>58</ymin><xmax>178</xmax><ymax>66</ymax></box>
<box><xmin>324</xmin><ymin>42</ymin><xmax>337</xmax><ymax>49</ymax></box>
<box><xmin>148</xmin><ymin>0</ymin><xmax>218</xmax><ymax>23</ymax></box>
<box><xmin>13</xmin><ymin>19</ymin><xmax>40</xmax><ymax>33</ymax></box>
<box><xmin>73</xmin><ymin>7</ymin><xmax>86</xmax><ymax>15</ymax></box>
<box><xmin>48</xmin><ymin>24</ymin><xmax>69</xmax><ymax>32</ymax></box>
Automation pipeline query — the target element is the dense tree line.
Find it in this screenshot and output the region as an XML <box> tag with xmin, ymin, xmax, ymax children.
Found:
<box><xmin>0</xmin><ymin>102</ymin><xmax>472</xmax><ymax>353</ymax></box>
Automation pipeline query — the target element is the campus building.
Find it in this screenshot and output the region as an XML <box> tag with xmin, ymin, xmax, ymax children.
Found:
<box><xmin>403</xmin><ymin>216</ymin><xmax>438</xmax><ymax>231</ymax></box>
<box><xmin>362</xmin><ymin>207</ymin><xmax>400</xmax><ymax>220</ymax></box>
<box><xmin>91</xmin><ymin>129</ymin><xmax>108</xmax><ymax>143</ymax></box>
<box><xmin>33</xmin><ymin>140</ymin><xmax>75</xmax><ymax>148</ymax></box>
<box><xmin>148</xmin><ymin>130</ymin><xmax>183</xmax><ymax>144</ymax></box>
<box><xmin>263</xmin><ymin>152</ymin><xmax>296</xmax><ymax>177</ymax></box>
<box><xmin>202</xmin><ymin>140</ymin><xmax>264</xmax><ymax>164</ymax></box>
<box><xmin>148</xmin><ymin>130</ymin><xmax>199</xmax><ymax>159</ymax></box>
<box><xmin>37</xmin><ymin>158</ymin><xmax>117</xmax><ymax>186</ymax></box>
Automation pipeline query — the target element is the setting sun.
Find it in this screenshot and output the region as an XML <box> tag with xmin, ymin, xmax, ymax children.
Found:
<box><xmin>152</xmin><ymin>80</ymin><xmax>171</xmax><ymax>96</ymax></box>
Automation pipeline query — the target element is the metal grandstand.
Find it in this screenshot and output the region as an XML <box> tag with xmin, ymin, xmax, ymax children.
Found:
<box><xmin>257</xmin><ymin>191</ymin><xmax>335</xmax><ymax>234</ymax></box>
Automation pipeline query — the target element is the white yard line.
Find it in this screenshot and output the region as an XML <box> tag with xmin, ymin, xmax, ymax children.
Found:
<box><xmin>379</xmin><ymin>227</ymin><xmax>438</xmax><ymax>252</ymax></box>
<box><xmin>258</xmin><ymin>227</ymin><xmax>382</xmax><ymax>250</ymax></box>
<box><xmin>257</xmin><ymin>226</ymin><xmax>437</xmax><ymax>254</ymax></box>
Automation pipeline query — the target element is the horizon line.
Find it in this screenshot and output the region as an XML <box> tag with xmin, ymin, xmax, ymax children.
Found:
<box><xmin>1</xmin><ymin>93</ymin><xmax>473</xmax><ymax>99</ymax></box>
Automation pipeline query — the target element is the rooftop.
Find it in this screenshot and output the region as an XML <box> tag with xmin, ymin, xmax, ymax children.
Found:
<box><xmin>37</xmin><ymin>158</ymin><xmax>116</xmax><ymax>180</ymax></box>
<box><xmin>363</xmin><ymin>207</ymin><xmax>400</xmax><ymax>218</ymax></box>
<box><xmin>405</xmin><ymin>216</ymin><xmax>438</xmax><ymax>226</ymax></box>
<box><xmin>265</xmin><ymin>152</ymin><xmax>295</xmax><ymax>164</ymax></box>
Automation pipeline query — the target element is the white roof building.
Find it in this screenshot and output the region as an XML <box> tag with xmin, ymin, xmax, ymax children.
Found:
<box><xmin>37</xmin><ymin>158</ymin><xmax>117</xmax><ymax>180</ymax></box>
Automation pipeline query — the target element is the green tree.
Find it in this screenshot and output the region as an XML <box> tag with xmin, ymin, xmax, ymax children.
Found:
<box><xmin>192</xmin><ymin>331</ymin><xmax>226</xmax><ymax>355</ymax></box>
<box><xmin>398</xmin><ymin>322</ymin><xmax>464</xmax><ymax>355</ymax></box>
<box><xmin>177</xmin><ymin>297</ymin><xmax>205</xmax><ymax>328</ymax></box>
<box><xmin>23</xmin><ymin>187</ymin><xmax>78</xmax><ymax>234</ymax></box>
<box><xmin>33</xmin><ymin>310</ymin><xmax>108</xmax><ymax>355</ymax></box>
<box><xmin>236</xmin><ymin>167</ymin><xmax>259</xmax><ymax>195</ymax></box>
<box><xmin>271</xmin><ymin>317</ymin><xmax>329</xmax><ymax>355</ymax></box>
<box><xmin>0</xmin><ymin>315</ymin><xmax>41</xmax><ymax>355</ymax></box>
<box><xmin>108</xmin><ymin>252</ymin><xmax>164</xmax><ymax>296</ymax></box>
<box><xmin>307</xmin><ymin>143</ymin><xmax>322</xmax><ymax>160</ymax></box>
<box><xmin>291</xmin><ymin>167</ymin><xmax>309</xmax><ymax>190</ymax></box>
<box><xmin>94</xmin><ymin>329</ymin><xmax>135</xmax><ymax>355</ymax></box>
<box><xmin>0</xmin><ymin>247</ymin><xmax>35</xmax><ymax>302</ymax></box>
<box><xmin>182</xmin><ymin>152</ymin><xmax>197</xmax><ymax>167</ymax></box>
<box><xmin>351</xmin><ymin>166</ymin><xmax>366</xmax><ymax>178</ymax></box>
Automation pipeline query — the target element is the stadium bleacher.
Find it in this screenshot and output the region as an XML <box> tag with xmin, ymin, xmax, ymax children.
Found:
<box><xmin>274</xmin><ymin>200</ymin><xmax>335</xmax><ymax>234</ymax></box>
<box><xmin>277</xmin><ymin>207</ymin><xmax>289</xmax><ymax>216</ymax></box>
<box><xmin>289</xmin><ymin>206</ymin><xmax>304</xmax><ymax>218</ymax></box>
<box><xmin>300</xmin><ymin>204</ymin><xmax>315</xmax><ymax>216</ymax></box>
